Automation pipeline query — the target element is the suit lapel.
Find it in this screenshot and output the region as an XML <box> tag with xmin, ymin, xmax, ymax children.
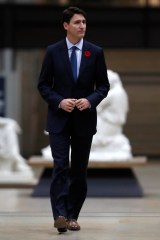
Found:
<box><xmin>60</xmin><ymin>40</ymin><xmax>75</xmax><ymax>82</ymax></box>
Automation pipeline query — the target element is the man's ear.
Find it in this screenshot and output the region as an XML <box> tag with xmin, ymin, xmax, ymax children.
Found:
<box><xmin>63</xmin><ymin>22</ymin><xmax>68</xmax><ymax>30</ymax></box>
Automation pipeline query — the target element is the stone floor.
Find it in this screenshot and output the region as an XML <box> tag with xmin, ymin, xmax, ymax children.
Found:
<box><xmin>0</xmin><ymin>160</ymin><xmax>160</xmax><ymax>240</ymax></box>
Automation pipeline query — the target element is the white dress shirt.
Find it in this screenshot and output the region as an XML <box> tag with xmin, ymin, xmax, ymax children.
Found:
<box><xmin>66</xmin><ymin>37</ymin><xmax>83</xmax><ymax>78</ymax></box>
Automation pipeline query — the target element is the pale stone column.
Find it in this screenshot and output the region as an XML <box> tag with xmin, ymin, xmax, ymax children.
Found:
<box><xmin>1</xmin><ymin>49</ymin><xmax>22</xmax><ymax>125</ymax></box>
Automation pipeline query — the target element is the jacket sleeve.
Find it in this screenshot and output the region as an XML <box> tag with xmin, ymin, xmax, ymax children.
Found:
<box><xmin>86</xmin><ymin>48</ymin><xmax>110</xmax><ymax>109</ymax></box>
<box><xmin>37</xmin><ymin>46</ymin><xmax>64</xmax><ymax>112</ymax></box>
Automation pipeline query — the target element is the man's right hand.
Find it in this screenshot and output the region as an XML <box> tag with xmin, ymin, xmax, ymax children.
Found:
<box><xmin>59</xmin><ymin>99</ymin><xmax>77</xmax><ymax>112</ymax></box>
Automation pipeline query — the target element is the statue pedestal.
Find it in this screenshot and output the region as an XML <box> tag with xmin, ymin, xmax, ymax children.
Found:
<box><xmin>28</xmin><ymin>156</ymin><xmax>147</xmax><ymax>197</ymax></box>
<box><xmin>87</xmin><ymin>168</ymin><xmax>143</xmax><ymax>197</ymax></box>
<box><xmin>0</xmin><ymin>172</ymin><xmax>37</xmax><ymax>187</ymax></box>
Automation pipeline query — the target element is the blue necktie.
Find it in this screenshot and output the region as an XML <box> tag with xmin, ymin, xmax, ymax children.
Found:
<box><xmin>70</xmin><ymin>46</ymin><xmax>77</xmax><ymax>81</ymax></box>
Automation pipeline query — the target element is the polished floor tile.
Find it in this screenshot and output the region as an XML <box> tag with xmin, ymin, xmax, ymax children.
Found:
<box><xmin>0</xmin><ymin>160</ymin><xmax>160</xmax><ymax>240</ymax></box>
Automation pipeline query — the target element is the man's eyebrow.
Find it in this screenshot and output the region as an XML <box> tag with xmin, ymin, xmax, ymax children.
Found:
<box><xmin>74</xmin><ymin>19</ymin><xmax>86</xmax><ymax>23</ymax></box>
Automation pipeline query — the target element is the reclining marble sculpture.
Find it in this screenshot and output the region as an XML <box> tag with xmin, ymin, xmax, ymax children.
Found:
<box><xmin>0</xmin><ymin>117</ymin><xmax>35</xmax><ymax>182</ymax></box>
<box><xmin>41</xmin><ymin>70</ymin><xmax>132</xmax><ymax>161</ymax></box>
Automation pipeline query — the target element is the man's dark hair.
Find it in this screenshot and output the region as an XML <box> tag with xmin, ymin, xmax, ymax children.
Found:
<box><xmin>62</xmin><ymin>6</ymin><xmax>87</xmax><ymax>24</ymax></box>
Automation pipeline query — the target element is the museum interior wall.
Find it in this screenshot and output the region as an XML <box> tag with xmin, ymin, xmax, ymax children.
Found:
<box><xmin>0</xmin><ymin>2</ymin><xmax>160</xmax><ymax>158</ymax></box>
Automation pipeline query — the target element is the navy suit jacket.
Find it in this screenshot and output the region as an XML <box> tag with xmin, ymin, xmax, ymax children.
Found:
<box><xmin>38</xmin><ymin>39</ymin><xmax>110</xmax><ymax>136</ymax></box>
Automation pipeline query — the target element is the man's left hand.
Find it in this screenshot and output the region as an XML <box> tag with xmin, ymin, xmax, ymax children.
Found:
<box><xmin>75</xmin><ymin>98</ymin><xmax>90</xmax><ymax>111</ymax></box>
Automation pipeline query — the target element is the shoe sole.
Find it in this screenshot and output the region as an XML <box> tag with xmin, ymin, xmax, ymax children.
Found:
<box><xmin>67</xmin><ymin>226</ymin><xmax>80</xmax><ymax>231</ymax></box>
<box><xmin>58</xmin><ymin>227</ymin><xmax>67</xmax><ymax>233</ymax></box>
<box><xmin>67</xmin><ymin>227</ymin><xmax>80</xmax><ymax>231</ymax></box>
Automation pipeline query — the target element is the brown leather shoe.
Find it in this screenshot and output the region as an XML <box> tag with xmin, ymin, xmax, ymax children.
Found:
<box><xmin>67</xmin><ymin>219</ymin><xmax>81</xmax><ymax>231</ymax></box>
<box><xmin>54</xmin><ymin>216</ymin><xmax>67</xmax><ymax>233</ymax></box>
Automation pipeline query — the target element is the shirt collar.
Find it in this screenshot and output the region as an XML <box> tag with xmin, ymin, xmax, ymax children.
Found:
<box><xmin>66</xmin><ymin>37</ymin><xmax>83</xmax><ymax>51</ymax></box>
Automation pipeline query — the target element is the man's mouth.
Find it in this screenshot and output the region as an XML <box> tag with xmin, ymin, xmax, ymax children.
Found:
<box><xmin>78</xmin><ymin>31</ymin><xmax>85</xmax><ymax>34</ymax></box>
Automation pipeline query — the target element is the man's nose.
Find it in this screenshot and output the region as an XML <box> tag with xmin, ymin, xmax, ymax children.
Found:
<box><xmin>80</xmin><ymin>22</ymin><xmax>85</xmax><ymax>28</ymax></box>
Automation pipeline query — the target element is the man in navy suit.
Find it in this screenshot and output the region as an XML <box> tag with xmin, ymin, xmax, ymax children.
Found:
<box><xmin>38</xmin><ymin>6</ymin><xmax>110</xmax><ymax>233</ymax></box>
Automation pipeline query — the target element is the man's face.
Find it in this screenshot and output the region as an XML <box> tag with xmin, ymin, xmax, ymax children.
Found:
<box><xmin>63</xmin><ymin>14</ymin><xmax>86</xmax><ymax>43</ymax></box>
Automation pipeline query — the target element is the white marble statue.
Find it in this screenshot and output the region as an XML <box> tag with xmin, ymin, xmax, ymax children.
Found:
<box><xmin>0</xmin><ymin>117</ymin><xmax>35</xmax><ymax>183</ymax></box>
<box><xmin>90</xmin><ymin>69</ymin><xmax>132</xmax><ymax>161</ymax></box>
<box><xmin>41</xmin><ymin>70</ymin><xmax>132</xmax><ymax>161</ymax></box>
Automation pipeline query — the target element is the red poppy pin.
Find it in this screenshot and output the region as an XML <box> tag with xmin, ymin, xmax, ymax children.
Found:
<box><xmin>84</xmin><ymin>51</ymin><xmax>91</xmax><ymax>57</ymax></box>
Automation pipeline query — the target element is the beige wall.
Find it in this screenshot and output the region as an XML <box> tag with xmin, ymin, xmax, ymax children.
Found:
<box><xmin>105</xmin><ymin>49</ymin><xmax>160</xmax><ymax>156</ymax></box>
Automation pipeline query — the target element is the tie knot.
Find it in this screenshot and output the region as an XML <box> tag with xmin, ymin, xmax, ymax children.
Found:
<box><xmin>71</xmin><ymin>46</ymin><xmax>77</xmax><ymax>52</ymax></box>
